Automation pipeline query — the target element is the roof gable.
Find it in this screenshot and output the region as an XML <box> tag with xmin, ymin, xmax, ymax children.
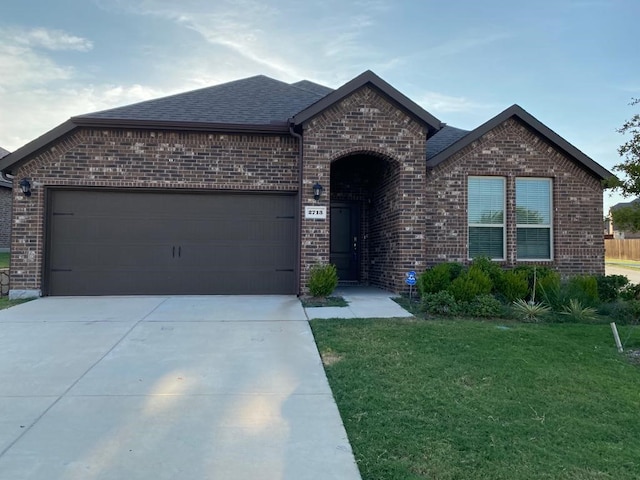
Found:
<box><xmin>426</xmin><ymin>104</ymin><xmax>613</xmax><ymax>180</ymax></box>
<box><xmin>292</xmin><ymin>70</ymin><xmax>442</xmax><ymax>136</ymax></box>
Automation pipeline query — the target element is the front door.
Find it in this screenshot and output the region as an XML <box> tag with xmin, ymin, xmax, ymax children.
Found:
<box><xmin>330</xmin><ymin>203</ymin><xmax>360</xmax><ymax>282</ymax></box>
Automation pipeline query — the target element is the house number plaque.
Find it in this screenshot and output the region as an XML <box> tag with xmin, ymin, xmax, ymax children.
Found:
<box><xmin>305</xmin><ymin>206</ymin><xmax>327</xmax><ymax>219</ymax></box>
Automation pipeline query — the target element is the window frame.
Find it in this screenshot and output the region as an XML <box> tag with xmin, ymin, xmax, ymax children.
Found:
<box><xmin>467</xmin><ymin>176</ymin><xmax>506</xmax><ymax>261</ymax></box>
<box><xmin>515</xmin><ymin>177</ymin><xmax>553</xmax><ymax>261</ymax></box>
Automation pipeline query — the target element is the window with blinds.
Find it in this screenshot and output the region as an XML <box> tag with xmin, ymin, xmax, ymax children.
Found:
<box><xmin>516</xmin><ymin>178</ymin><xmax>552</xmax><ymax>260</ymax></box>
<box><xmin>468</xmin><ymin>177</ymin><xmax>505</xmax><ymax>260</ymax></box>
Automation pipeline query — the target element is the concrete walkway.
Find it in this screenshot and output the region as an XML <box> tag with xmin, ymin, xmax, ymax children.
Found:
<box><xmin>0</xmin><ymin>296</ymin><xmax>361</xmax><ymax>480</ymax></box>
<box><xmin>305</xmin><ymin>286</ymin><xmax>414</xmax><ymax>320</ymax></box>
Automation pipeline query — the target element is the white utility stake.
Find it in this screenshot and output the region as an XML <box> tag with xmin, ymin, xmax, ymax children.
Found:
<box><xmin>610</xmin><ymin>322</ymin><xmax>623</xmax><ymax>353</ymax></box>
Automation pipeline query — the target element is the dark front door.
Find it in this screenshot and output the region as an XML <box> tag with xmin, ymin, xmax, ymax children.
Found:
<box><xmin>330</xmin><ymin>203</ymin><xmax>359</xmax><ymax>282</ymax></box>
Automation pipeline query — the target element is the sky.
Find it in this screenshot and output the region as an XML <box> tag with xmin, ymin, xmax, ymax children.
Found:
<box><xmin>0</xmin><ymin>0</ymin><xmax>638</xmax><ymax>212</ymax></box>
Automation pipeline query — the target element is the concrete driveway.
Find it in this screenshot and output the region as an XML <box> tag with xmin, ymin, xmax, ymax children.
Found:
<box><xmin>0</xmin><ymin>296</ymin><xmax>361</xmax><ymax>480</ymax></box>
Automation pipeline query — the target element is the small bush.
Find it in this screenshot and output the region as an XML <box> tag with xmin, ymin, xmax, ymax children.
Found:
<box><xmin>470</xmin><ymin>256</ymin><xmax>504</xmax><ymax>293</ymax></box>
<box><xmin>560</xmin><ymin>299</ymin><xmax>599</xmax><ymax>323</ymax></box>
<box><xmin>497</xmin><ymin>270</ymin><xmax>530</xmax><ymax>302</ymax></box>
<box><xmin>514</xmin><ymin>266</ymin><xmax>560</xmax><ymax>301</ymax></box>
<box><xmin>620</xmin><ymin>282</ymin><xmax>640</xmax><ymax>301</ymax></box>
<box><xmin>448</xmin><ymin>266</ymin><xmax>492</xmax><ymax>302</ymax></box>
<box><xmin>418</xmin><ymin>263</ymin><xmax>463</xmax><ymax>296</ymax></box>
<box><xmin>596</xmin><ymin>275</ymin><xmax>630</xmax><ymax>302</ymax></box>
<box><xmin>512</xmin><ymin>299</ymin><xmax>551</xmax><ymax>323</ymax></box>
<box><xmin>539</xmin><ymin>276</ymin><xmax>568</xmax><ymax>311</ymax></box>
<box><xmin>599</xmin><ymin>299</ymin><xmax>640</xmax><ymax>324</ymax></box>
<box><xmin>566</xmin><ymin>275</ymin><xmax>599</xmax><ymax>306</ymax></box>
<box><xmin>422</xmin><ymin>290</ymin><xmax>461</xmax><ymax>316</ymax></box>
<box><xmin>464</xmin><ymin>294</ymin><xmax>504</xmax><ymax>318</ymax></box>
<box><xmin>308</xmin><ymin>263</ymin><xmax>338</xmax><ymax>297</ymax></box>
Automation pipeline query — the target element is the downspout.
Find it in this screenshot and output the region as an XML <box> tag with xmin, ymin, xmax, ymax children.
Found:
<box><xmin>289</xmin><ymin>120</ymin><xmax>304</xmax><ymax>296</ymax></box>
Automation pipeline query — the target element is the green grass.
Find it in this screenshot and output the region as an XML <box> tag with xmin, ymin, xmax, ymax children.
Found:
<box><xmin>0</xmin><ymin>297</ymin><xmax>31</xmax><ymax>310</ymax></box>
<box><xmin>0</xmin><ymin>252</ymin><xmax>9</xmax><ymax>268</ymax></box>
<box><xmin>300</xmin><ymin>296</ymin><xmax>349</xmax><ymax>307</ymax></box>
<box><xmin>311</xmin><ymin>318</ymin><xmax>640</xmax><ymax>479</ymax></box>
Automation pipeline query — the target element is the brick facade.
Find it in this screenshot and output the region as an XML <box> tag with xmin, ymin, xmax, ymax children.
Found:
<box><xmin>425</xmin><ymin>118</ymin><xmax>605</xmax><ymax>274</ymax></box>
<box><xmin>11</xmin><ymin>128</ymin><xmax>298</xmax><ymax>293</ymax></box>
<box><xmin>8</xmin><ymin>88</ymin><xmax>606</xmax><ymax>297</ymax></box>
<box><xmin>0</xmin><ymin>187</ymin><xmax>11</xmax><ymax>249</ymax></box>
<box><xmin>300</xmin><ymin>85</ymin><xmax>428</xmax><ymax>292</ymax></box>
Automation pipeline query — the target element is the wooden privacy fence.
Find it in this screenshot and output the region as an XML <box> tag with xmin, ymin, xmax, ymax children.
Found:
<box><xmin>605</xmin><ymin>239</ymin><xmax>640</xmax><ymax>261</ymax></box>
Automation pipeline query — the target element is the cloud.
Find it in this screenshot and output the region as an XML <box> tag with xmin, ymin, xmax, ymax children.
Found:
<box><xmin>0</xmin><ymin>43</ymin><xmax>73</xmax><ymax>88</ymax></box>
<box><xmin>415</xmin><ymin>91</ymin><xmax>496</xmax><ymax>115</ymax></box>
<box><xmin>0</xmin><ymin>26</ymin><xmax>169</xmax><ymax>151</ymax></box>
<box><xmin>426</xmin><ymin>32</ymin><xmax>512</xmax><ymax>58</ymax></box>
<box><xmin>96</xmin><ymin>0</ymin><xmax>392</xmax><ymax>84</ymax></box>
<box><xmin>0</xmin><ymin>84</ymin><xmax>171</xmax><ymax>151</ymax></box>
<box><xmin>17</xmin><ymin>27</ymin><xmax>94</xmax><ymax>52</ymax></box>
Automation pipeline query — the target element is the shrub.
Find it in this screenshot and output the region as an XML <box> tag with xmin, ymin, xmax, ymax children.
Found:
<box><xmin>497</xmin><ymin>269</ymin><xmax>530</xmax><ymax>302</ymax></box>
<box><xmin>422</xmin><ymin>290</ymin><xmax>461</xmax><ymax>316</ymax></box>
<box><xmin>464</xmin><ymin>294</ymin><xmax>504</xmax><ymax>318</ymax></box>
<box><xmin>418</xmin><ymin>262</ymin><xmax>463</xmax><ymax>296</ymax></box>
<box><xmin>308</xmin><ymin>263</ymin><xmax>338</xmax><ymax>297</ymax></box>
<box><xmin>514</xmin><ymin>266</ymin><xmax>560</xmax><ymax>301</ymax></box>
<box><xmin>621</xmin><ymin>282</ymin><xmax>640</xmax><ymax>301</ymax></box>
<box><xmin>566</xmin><ymin>275</ymin><xmax>599</xmax><ymax>306</ymax></box>
<box><xmin>448</xmin><ymin>266</ymin><xmax>492</xmax><ymax>302</ymax></box>
<box><xmin>537</xmin><ymin>273</ymin><xmax>566</xmax><ymax>309</ymax></box>
<box><xmin>596</xmin><ymin>275</ymin><xmax>630</xmax><ymax>303</ymax></box>
<box><xmin>560</xmin><ymin>299</ymin><xmax>599</xmax><ymax>323</ymax></box>
<box><xmin>512</xmin><ymin>299</ymin><xmax>550</xmax><ymax>323</ymax></box>
<box><xmin>598</xmin><ymin>299</ymin><xmax>640</xmax><ymax>325</ymax></box>
<box><xmin>470</xmin><ymin>256</ymin><xmax>504</xmax><ymax>293</ymax></box>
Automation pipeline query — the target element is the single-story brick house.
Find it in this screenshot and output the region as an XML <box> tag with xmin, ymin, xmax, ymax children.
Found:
<box><xmin>0</xmin><ymin>71</ymin><xmax>612</xmax><ymax>298</ymax></box>
<box><xmin>0</xmin><ymin>146</ymin><xmax>12</xmax><ymax>252</ymax></box>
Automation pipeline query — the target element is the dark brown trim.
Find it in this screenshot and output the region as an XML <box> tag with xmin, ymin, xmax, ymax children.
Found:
<box><xmin>71</xmin><ymin>116</ymin><xmax>290</xmax><ymax>134</ymax></box>
<box><xmin>426</xmin><ymin>104</ymin><xmax>614</xmax><ymax>180</ymax></box>
<box><xmin>292</xmin><ymin>70</ymin><xmax>442</xmax><ymax>136</ymax></box>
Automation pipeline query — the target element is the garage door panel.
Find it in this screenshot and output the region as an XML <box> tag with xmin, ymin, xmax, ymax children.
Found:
<box><xmin>47</xmin><ymin>190</ymin><xmax>296</xmax><ymax>295</ymax></box>
<box><xmin>50</xmin><ymin>244</ymin><xmax>173</xmax><ymax>269</ymax></box>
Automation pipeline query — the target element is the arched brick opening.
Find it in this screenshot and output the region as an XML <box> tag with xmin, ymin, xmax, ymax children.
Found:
<box><xmin>330</xmin><ymin>151</ymin><xmax>401</xmax><ymax>291</ymax></box>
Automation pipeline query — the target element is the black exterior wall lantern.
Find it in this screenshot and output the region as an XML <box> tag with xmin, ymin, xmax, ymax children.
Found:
<box><xmin>19</xmin><ymin>178</ymin><xmax>32</xmax><ymax>197</ymax></box>
<box><xmin>312</xmin><ymin>182</ymin><xmax>323</xmax><ymax>201</ymax></box>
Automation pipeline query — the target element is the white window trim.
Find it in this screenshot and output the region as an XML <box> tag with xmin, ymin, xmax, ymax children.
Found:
<box><xmin>468</xmin><ymin>176</ymin><xmax>506</xmax><ymax>261</ymax></box>
<box><xmin>515</xmin><ymin>177</ymin><xmax>553</xmax><ymax>261</ymax></box>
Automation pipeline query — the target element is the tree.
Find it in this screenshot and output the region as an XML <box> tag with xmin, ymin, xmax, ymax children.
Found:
<box><xmin>609</xmin><ymin>99</ymin><xmax>640</xmax><ymax>231</ymax></box>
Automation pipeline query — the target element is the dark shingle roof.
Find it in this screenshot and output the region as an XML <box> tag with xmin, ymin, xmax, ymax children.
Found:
<box><xmin>610</xmin><ymin>198</ymin><xmax>640</xmax><ymax>212</ymax></box>
<box><xmin>76</xmin><ymin>75</ymin><xmax>330</xmax><ymax>126</ymax></box>
<box><xmin>0</xmin><ymin>147</ymin><xmax>9</xmax><ymax>158</ymax></box>
<box><xmin>426</xmin><ymin>126</ymin><xmax>469</xmax><ymax>160</ymax></box>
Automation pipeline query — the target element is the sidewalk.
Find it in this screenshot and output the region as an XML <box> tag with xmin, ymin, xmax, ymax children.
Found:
<box><xmin>304</xmin><ymin>286</ymin><xmax>414</xmax><ymax>319</ymax></box>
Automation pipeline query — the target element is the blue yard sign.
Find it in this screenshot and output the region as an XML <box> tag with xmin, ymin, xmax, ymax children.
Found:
<box><xmin>405</xmin><ymin>270</ymin><xmax>417</xmax><ymax>286</ymax></box>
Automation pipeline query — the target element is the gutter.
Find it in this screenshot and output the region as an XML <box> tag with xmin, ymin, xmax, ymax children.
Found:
<box><xmin>289</xmin><ymin>121</ymin><xmax>303</xmax><ymax>296</ymax></box>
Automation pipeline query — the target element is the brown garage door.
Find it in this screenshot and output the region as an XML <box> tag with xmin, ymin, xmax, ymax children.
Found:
<box><xmin>46</xmin><ymin>190</ymin><xmax>297</xmax><ymax>295</ymax></box>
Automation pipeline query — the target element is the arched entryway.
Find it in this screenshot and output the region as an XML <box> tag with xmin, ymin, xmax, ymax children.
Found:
<box><xmin>330</xmin><ymin>152</ymin><xmax>401</xmax><ymax>291</ymax></box>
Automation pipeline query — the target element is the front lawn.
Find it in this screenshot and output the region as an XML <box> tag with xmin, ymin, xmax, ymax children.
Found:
<box><xmin>0</xmin><ymin>252</ymin><xmax>9</xmax><ymax>268</ymax></box>
<box><xmin>311</xmin><ymin>318</ymin><xmax>640</xmax><ymax>480</ymax></box>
